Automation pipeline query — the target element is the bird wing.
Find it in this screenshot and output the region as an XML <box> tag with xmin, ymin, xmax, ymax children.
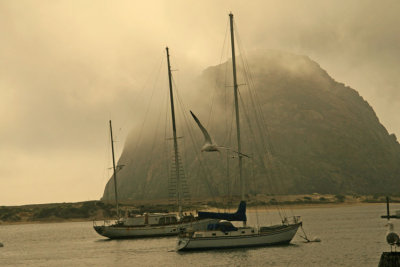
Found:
<box><xmin>190</xmin><ymin>111</ymin><xmax>212</xmax><ymax>144</ymax></box>
<box><xmin>218</xmin><ymin>146</ymin><xmax>251</xmax><ymax>158</ymax></box>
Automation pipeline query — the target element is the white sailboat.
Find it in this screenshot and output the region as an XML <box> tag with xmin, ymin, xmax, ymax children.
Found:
<box><xmin>176</xmin><ymin>13</ymin><xmax>302</xmax><ymax>251</ymax></box>
<box><xmin>93</xmin><ymin>47</ymin><xmax>218</xmax><ymax>239</ymax></box>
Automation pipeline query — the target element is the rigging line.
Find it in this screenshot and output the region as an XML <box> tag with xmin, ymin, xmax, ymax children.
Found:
<box><xmin>123</xmin><ymin>72</ymin><xmax>164</xmax><ymax>195</ymax></box>
<box><xmin>235</xmin><ymin>23</ymin><xmax>290</xmax><ymax>218</ymax></box>
<box><xmin>224</xmin><ymin>151</ymin><xmax>230</xmax><ymax>212</ymax></box>
<box><xmin>226</xmin><ymin>103</ymin><xmax>236</xmax><ymax>203</ymax></box>
<box><xmin>226</xmin><ymin>86</ymin><xmax>240</xmax><ymax>201</ymax></box>
<box><xmin>220</xmin><ymin>18</ymin><xmax>230</xmax><ymax>66</ymax></box>
<box><xmin>168</xmin><ymin>73</ymin><xmax>188</xmax><ymax>209</ymax></box>
<box><xmin>234</xmin><ymin>24</ymin><xmax>270</xmax><ymax>156</ymax></box>
<box><xmin>239</xmin><ymin>53</ymin><xmax>291</xmax><ymax>219</ymax></box>
<box><xmin>220</xmin><ymin>43</ymin><xmax>236</xmax><ymax>203</ymax></box>
<box><xmin>174</xmin><ymin>84</ymin><xmax>213</xmax><ymax>182</ymax></box>
<box><xmin>237</xmin><ymin>82</ymin><xmax>285</xmax><ymax>221</ymax></box>
<box><xmin>223</xmin><ymin>63</ymin><xmax>229</xmax><ymax>140</ymax></box>
<box><xmin>223</xmin><ymin>45</ymin><xmax>231</xmax><ymax>142</ymax></box>
<box><xmin>237</xmin><ymin>91</ymin><xmax>265</xmax><ymax>198</ymax></box>
<box><xmin>220</xmin><ymin>63</ymin><xmax>234</xmax><ymax>190</ymax></box>
<box><xmin>204</xmin><ymin>18</ymin><xmax>230</xmax><ymax>144</ymax></box>
<box><xmin>251</xmin><ymin>158</ymin><xmax>260</xmax><ymax>228</ymax></box>
<box><xmin>164</xmin><ymin>79</ymin><xmax>176</xmax><ymax>206</ymax></box>
<box><xmin>224</xmin><ymin>62</ymin><xmax>235</xmax><ymax>144</ymax></box>
<box><xmin>170</xmin><ymin>76</ymin><xmax>191</xmax><ymax>200</ymax></box>
<box><xmin>206</xmin><ymin>79</ymin><xmax>217</xmax><ymax>132</ymax></box>
<box><xmin>235</xmin><ymin>25</ymin><xmax>276</xmax><ymax>161</ymax></box>
<box><xmin>123</xmin><ymin>56</ymin><xmax>165</xmax><ymax>168</ymax></box>
<box><xmin>172</xmin><ymin>75</ymin><xmax>214</xmax><ymax>205</ymax></box>
<box><xmin>172</xmin><ymin>77</ymin><xmax>219</xmax><ymax>207</ymax></box>
<box><xmin>140</xmin><ymin>85</ymin><xmax>168</xmax><ymax>199</ymax></box>
<box><xmin>102</xmin><ymin>123</ymin><xmax>112</xmax><ymax>182</ymax></box>
<box><xmin>237</xmin><ymin>91</ymin><xmax>271</xmax><ymax>186</ymax></box>
<box><xmin>225</xmin><ymin>78</ymin><xmax>235</xmax><ymax>204</ymax></box>
<box><xmin>206</xmin><ymin>17</ymin><xmax>230</xmax><ymax>128</ymax></box>
<box><xmin>118</xmin><ymin>54</ymin><xmax>165</xmax><ymax>138</ymax></box>
<box><xmin>125</xmin><ymin>64</ymin><xmax>166</xmax><ymax>203</ymax></box>
<box><xmin>101</xmin><ymin>125</ymin><xmax>113</xmax><ymax>201</ymax></box>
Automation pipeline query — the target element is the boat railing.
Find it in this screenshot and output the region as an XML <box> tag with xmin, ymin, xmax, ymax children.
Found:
<box><xmin>178</xmin><ymin>228</ymin><xmax>195</xmax><ymax>238</ymax></box>
<box><xmin>283</xmin><ymin>216</ymin><xmax>301</xmax><ymax>225</ymax></box>
<box><xmin>93</xmin><ymin>219</ymin><xmax>118</xmax><ymax>227</ymax></box>
<box><xmin>178</xmin><ymin>231</ymin><xmax>194</xmax><ymax>238</ymax></box>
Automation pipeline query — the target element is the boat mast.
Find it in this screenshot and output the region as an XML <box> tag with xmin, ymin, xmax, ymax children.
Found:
<box><xmin>229</xmin><ymin>13</ymin><xmax>246</xmax><ymax>226</ymax></box>
<box><xmin>166</xmin><ymin>47</ymin><xmax>183</xmax><ymax>217</ymax></box>
<box><xmin>109</xmin><ymin>120</ymin><xmax>120</xmax><ymax>219</ymax></box>
<box><xmin>229</xmin><ymin>13</ymin><xmax>244</xmax><ymax>199</ymax></box>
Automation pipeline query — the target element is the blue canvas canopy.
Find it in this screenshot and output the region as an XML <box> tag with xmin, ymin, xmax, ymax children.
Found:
<box><xmin>207</xmin><ymin>221</ymin><xmax>238</xmax><ymax>232</ymax></box>
<box><xmin>198</xmin><ymin>201</ymin><xmax>247</xmax><ymax>222</ymax></box>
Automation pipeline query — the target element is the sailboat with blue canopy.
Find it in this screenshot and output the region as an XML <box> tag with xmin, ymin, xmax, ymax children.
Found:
<box><xmin>176</xmin><ymin>13</ymin><xmax>302</xmax><ymax>251</ymax></box>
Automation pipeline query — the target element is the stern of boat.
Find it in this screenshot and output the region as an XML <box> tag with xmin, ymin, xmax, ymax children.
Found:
<box><xmin>282</xmin><ymin>216</ymin><xmax>301</xmax><ymax>225</ymax></box>
<box><xmin>93</xmin><ymin>220</ymin><xmax>109</xmax><ymax>237</ymax></box>
<box><xmin>176</xmin><ymin>237</ymin><xmax>190</xmax><ymax>251</ymax></box>
<box><xmin>176</xmin><ymin>229</ymin><xmax>195</xmax><ymax>251</ymax></box>
<box><xmin>93</xmin><ymin>226</ymin><xmax>105</xmax><ymax>236</ymax></box>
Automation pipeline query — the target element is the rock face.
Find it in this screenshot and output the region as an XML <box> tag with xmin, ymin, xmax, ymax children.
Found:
<box><xmin>102</xmin><ymin>50</ymin><xmax>400</xmax><ymax>202</ymax></box>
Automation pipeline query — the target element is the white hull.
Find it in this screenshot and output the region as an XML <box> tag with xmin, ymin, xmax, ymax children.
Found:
<box><xmin>177</xmin><ymin>222</ymin><xmax>301</xmax><ymax>251</ymax></box>
<box><xmin>94</xmin><ymin>218</ymin><xmax>218</xmax><ymax>239</ymax></box>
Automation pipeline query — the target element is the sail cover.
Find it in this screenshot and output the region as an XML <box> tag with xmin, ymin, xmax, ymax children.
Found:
<box><xmin>198</xmin><ymin>201</ymin><xmax>247</xmax><ymax>221</ymax></box>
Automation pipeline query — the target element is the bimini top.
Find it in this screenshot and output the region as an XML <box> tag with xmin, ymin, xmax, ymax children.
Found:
<box><xmin>198</xmin><ymin>201</ymin><xmax>247</xmax><ymax>222</ymax></box>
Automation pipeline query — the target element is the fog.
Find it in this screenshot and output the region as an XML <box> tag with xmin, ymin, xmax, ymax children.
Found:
<box><xmin>1</xmin><ymin>0</ymin><xmax>399</xmax><ymax>205</ymax></box>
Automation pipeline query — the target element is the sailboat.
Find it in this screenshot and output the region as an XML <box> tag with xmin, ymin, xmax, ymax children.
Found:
<box><xmin>176</xmin><ymin>13</ymin><xmax>302</xmax><ymax>250</ymax></box>
<box><xmin>93</xmin><ymin>47</ymin><xmax>218</xmax><ymax>239</ymax></box>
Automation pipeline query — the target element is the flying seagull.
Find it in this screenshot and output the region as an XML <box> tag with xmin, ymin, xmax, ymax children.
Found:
<box><xmin>190</xmin><ymin>110</ymin><xmax>250</xmax><ymax>158</ymax></box>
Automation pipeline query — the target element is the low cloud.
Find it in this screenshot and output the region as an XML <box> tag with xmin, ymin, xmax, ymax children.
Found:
<box><xmin>1</xmin><ymin>0</ymin><xmax>399</xmax><ymax>204</ymax></box>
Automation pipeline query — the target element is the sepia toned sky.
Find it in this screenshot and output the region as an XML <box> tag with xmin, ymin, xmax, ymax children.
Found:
<box><xmin>1</xmin><ymin>0</ymin><xmax>399</xmax><ymax>205</ymax></box>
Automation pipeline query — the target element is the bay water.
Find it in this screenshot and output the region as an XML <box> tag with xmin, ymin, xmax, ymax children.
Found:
<box><xmin>0</xmin><ymin>203</ymin><xmax>394</xmax><ymax>266</ymax></box>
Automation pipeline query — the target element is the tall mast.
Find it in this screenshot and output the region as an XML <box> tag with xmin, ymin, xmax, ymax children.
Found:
<box><xmin>229</xmin><ymin>13</ymin><xmax>245</xmax><ymax>205</ymax></box>
<box><xmin>109</xmin><ymin>120</ymin><xmax>120</xmax><ymax>219</ymax></box>
<box><xmin>166</xmin><ymin>47</ymin><xmax>183</xmax><ymax>217</ymax></box>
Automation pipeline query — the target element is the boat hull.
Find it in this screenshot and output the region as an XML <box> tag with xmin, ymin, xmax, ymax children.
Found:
<box><xmin>177</xmin><ymin>222</ymin><xmax>301</xmax><ymax>251</ymax></box>
<box><xmin>93</xmin><ymin>218</ymin><xmax>218</xmax><ymax>239</ymax></box>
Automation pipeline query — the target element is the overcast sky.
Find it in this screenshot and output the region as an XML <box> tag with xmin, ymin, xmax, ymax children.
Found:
<box><xmin>1</xmin><ymin>0</ymin><xmax>399</xmax><ymax>205</ymax></box>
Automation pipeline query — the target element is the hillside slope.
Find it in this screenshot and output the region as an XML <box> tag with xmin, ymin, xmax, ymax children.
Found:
<box><xmin>102</xmin><ymin>50</ymin><xmax>400</xmax><ymax>202</ymax></box>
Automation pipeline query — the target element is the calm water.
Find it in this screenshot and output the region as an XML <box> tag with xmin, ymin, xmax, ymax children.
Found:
<box><xmin>0</xmin><ymin>204</ymin><xmax>395</xmax><ymax>266</ymax></box>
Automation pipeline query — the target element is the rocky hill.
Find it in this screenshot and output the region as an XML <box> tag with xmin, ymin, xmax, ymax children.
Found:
<box><xmin>102</xmin><ymin>50</ymin><xmax>400</xmax><ymax>203</ymax></box>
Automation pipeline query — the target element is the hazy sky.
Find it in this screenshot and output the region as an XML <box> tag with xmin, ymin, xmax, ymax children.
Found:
<box><xmin>1</xmin><ymin>0</ymin><xmax>399</xmax><ymax>205</ymax></box>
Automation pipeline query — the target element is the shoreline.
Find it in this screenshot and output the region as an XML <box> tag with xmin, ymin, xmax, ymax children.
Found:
<box><xmin>249</xmin><ymin>201</ymin><xmax>384</xmax><ymax>211</ymax></box>
<box><xmin>0</xmin><ymin>201</ymin><xmax>387</xmax><ymax>226</ymax></box>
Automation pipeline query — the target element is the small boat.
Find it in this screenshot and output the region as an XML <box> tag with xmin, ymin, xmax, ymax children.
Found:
<box><xmin>176</xmin><ymin>13</ymin><xmax>301</xmax><ymax>251</ymax></box>
<box><xmin>94</xmin><ymin>212</ymin><xmax>214</xmax><ymax>238</ymax></box>
<box><xmin>93</xmin><ymin>47</ymin><xmax>218</xmax><ymax>239</ymax></box>
<box><xmin>177</xmin><ymin>201</ymin><xmax>301</xmax><ymax>250</ymax></box>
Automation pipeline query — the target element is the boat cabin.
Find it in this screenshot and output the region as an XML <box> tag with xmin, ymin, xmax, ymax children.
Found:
<box><xmin>122</xmin><ymin>213</ymin><xmax>178</xmax><ymax>226</ymax></box>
